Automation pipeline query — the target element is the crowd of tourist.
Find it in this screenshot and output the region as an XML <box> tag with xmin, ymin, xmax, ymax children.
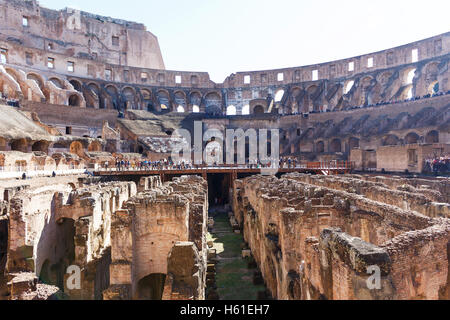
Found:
<box><xmin>0</xmin><ymin>93</ymin><xmax>20</xmax><ymax>107</ymax></box>
<box><xmin>423</xmin><ymin>155</ymin><xmax>450</xmax><ymax>174</ymax></box>
<box><xmin>107</xmin><ymin>156</ymin><xmax>303</xmax><ymax>172</ymax></box>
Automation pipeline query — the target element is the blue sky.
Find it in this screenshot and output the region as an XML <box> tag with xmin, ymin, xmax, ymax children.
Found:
<box><xmin>38</xmin><ymin>0</ymin><xmax>450</xmax><ymax>83</ymax></box>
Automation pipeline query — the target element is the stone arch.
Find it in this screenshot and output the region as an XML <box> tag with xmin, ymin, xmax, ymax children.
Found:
<box><xmin>27</xmin><ymin>72</ymin><xmax>45</xmax><ymax>89</ymax></box>
<box><xmin>68</xmin><ymin>93</ymin><xmax>81</xmax><ymax>107</ymax></box>
<box><xmin>70</xmin><ymin>141</ymin><xmax>84</xmax><ymax>157</ymax></box>
<box><xmin>157</xmin><ymin>89</ymin><xmax>171</xmax><ymax>111</ymax></box>
<box><xmin>274</xmin><ymin>89</ymin><xmax>285</xmax><ymax>102</ymax></box>
<box><xmin>253</xmin><ymin>105</ymin><xmax>265</xmax><ymax>115</ymax></box>
<box><xmin>174</xmin><ymin>90</ymin><xmax>187</xmax><ymax>109</ymax></box>
<box><xmin>10</xmin><ymin>139</ymin><xmax>28</xmax><ymax>153</ymax></box>
<box><xmin>86</xmin><ymin>82</ymin><xmax>101</xmax><ymax>109</ymax></box>
<box><xmin>69</xmin><ymin>79</ymin><xmax>82</xmax><ymax>92</ymax></box>
<box><xmin>226</xmin><ymin>105</ymin><xmax>237</xmax><ymax>116</ymax></box>
<box><xmin>204</xmin><ymin>92</ymin><xmax>222</xmax><ymax>112</ymax></box>
<box><xmin>423</xmin><ymin>62</ymin><xmax>439</xmax><ymax>90</ymax></box>
<box><xmin>122</xmin><ymin>86</ymin><xmax>137</xmax><ymax>110</ymax></box>
<box><xmin>136</xmin><ymin>273</ymin><xmax>166</xmax><ymax>300</ymax></box>
<box><xmin>425</xmin><ymin>130</ymin><xmax>439</xmax><ymax>144</ymax></box>
<box><xmin>49</xmin><ymin>77</ymin><xmax>65</xmax><ymax>89</ymax></box>
<box><xmin>189</xmin><ymin>91</ymin><xmax>202</xmax><ymax>112</ymax></box>
<box><xmin>348</xmin><ymin>137</ymin><xmax>360</xmax><ymax>150</ymax></box>
<box><xmin>141</xmin><ymin>89</ymin><xmax>153</xmax><ymax>111</ymax></box>
<box><xmin>344</xmin><ymin>80</ymin><xmax>355</xmax><ymax>94</ymax></box>
<box><xmin>105</xmin><ymin>85</ymin><xmax>120</xmax><ymax>110</ymax></box>
<box><xmin>404</xmin><ymin>132</ymin><xmax>420</xmax><ymax>144</ymax></box>
<box><xmin>32</xmin><ymin>140</ymin><xmax>49</xmax><ymax>153</ymax></box>
<box><xmin>316</xmin><ymin>141</ymin><xmax>325</xmax><ymax>153</ymax></box>
<box><xmin>382</xmin><ymin>134</ymin><xmax>400</xmax><ymax>146</ymax></box>
<box><xmin>329</xmin><ymin>139</ymin><xmax>342</xmax><ymax>153</ymax></box>
<box><xmin>88</xmin><ymin>141</ymin><xmax>102</xmax><ymax>152</ymax></box>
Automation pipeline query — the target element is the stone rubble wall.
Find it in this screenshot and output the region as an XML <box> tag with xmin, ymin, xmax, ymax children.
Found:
<box><xmin>232</xmin><ymin>173</ymin><xmax>450</xmax><ymax>300</ymax></box>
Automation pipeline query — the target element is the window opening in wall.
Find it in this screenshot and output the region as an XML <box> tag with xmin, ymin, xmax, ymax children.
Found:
<box><xmin>277</xmin><ymin>72</ymin><xmax>284</xmax><ymax>81</ymax></box>
<box><xmin>312</xmin><ymin>70</ymin><xmax>318</xmax><ymax>81</ymax></box>
<box><xmin>274</xmin><ymin>90</ymin><xmax>285</xmax><ymax>103</ymax></box>
<box><xmin>177</xmin><ymin>105</ymin><xmax>185</xmax><ymax>113</ymax></box>
<box><xmin>261</xmin><ymin>74</ymin><xmax>267</xmax><ymax>83</ymax></box>
<box><xmin>22</xmin><ymin>16</ymin><xmax>29</xmax><ymax>27</ymax></box>
<box><xmin>297</xmin><ymin>129</ymin><xmax>301</xmax><ymax>136</ymax></box>
<box><xmin>47</xmin><ymin>57</ymin><xmax>55</xmax><ymax>69</ymax></box>
<box><xmin>112</xmin><ymin>36</ymin><xmax>119</xmax><ymax>46</ymax></box>
<box><xmin>244</xmin><ymin>75</ymin><xmax>251</xmax><ymax>84</ymax></box>
<box><xmin>47</xmin><ymin>43</ymin><xmax>54</xmax><ymax>50</ymax></box>
<box><xmin>158</xmin><ymin>73</ymin><xmax>165</xmax><ymax>83</ymax></box>
<box><xmin>367</xmin><ymin>57</ymin><xmax>373</xmax><ymax>68</ymax></box>
<box><xmin>348</xmin><ymin>61</ymin><xmax>354</xmax><ymax>72</ymax></box>
<box><xmin>25</xmin><ymin>52</ymin><xmax>32</xmax><ymax>65</ymax></box>
<box><xmin>242</xmin><ymin>104</ymin><xmax>250</xmax><ymax>115</ymax></box>
<box><xmin>192</xmin><ymin>105</ymin><xmax>200</xmax><ymax>113</ymax></box>
<box><xmin>407</xmin><ymin>69</ymin><xmax>416</xmax><ymax>84</ymax></box>
<box><xmin>67</xmin><ymin>61</ymin><xmax>74</xmax><ymax>72</ymax></box>
<box><xmin>0</xmin><ymin>48</ymin><xmax>7</xmax><ymax>64</ymax></box>
<box><xmin>411</xmin><ymin>49</ymin><xmax>418</xmax><ymax>63</ymax></box>
<box><xmin>226</xmin><ymin>105</ymin><xmax>236</xmax><ymax>116</ymax></box>
<box><xmin>408</xmin><ymin>149</ymin><xmax>418</xmax><ymax>165</ymax></box>
<box><xmin>105</xmin><ymin>69</ymin><xmax>112</xmax><ymax>80</ymax></box>
<box><xmin>141</xmin><ymin>72</ymin><xmax>148</xmax><ymax>82</ymax></box>
<box><xmin>66</xmin><ymin>127</ymin><xmax>72</xmax><ymax>135</ymax></box>
<box><xmin>175</xmin><ymin>75</ymin><xmax>182</xmax><ymax>84</ymax></box>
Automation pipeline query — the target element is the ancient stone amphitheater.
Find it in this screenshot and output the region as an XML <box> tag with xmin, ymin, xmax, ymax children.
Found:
<box><xmin>0</xmin><ymin>0</ymin><xmax>448</xmax><ymax>300</ymax></box>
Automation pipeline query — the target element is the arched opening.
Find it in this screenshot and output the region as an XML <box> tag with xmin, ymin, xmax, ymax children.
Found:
<box><xmin>348</xmin><ymin>137</ymin><xmax>360</xmax><ymax>150</ymax></box>
<box><xmin>226</xmin><ymin>105</ymin><xmax>236</xmax><ymax>116</ymax></box>
<box><xmin>404</xmin><ymin>132</ymin><xmax>420</xmax><ymax>144</ymax></box>
<box><xmin>344</xmin><ymin>80</ymin><xmax>355</xmax><ymax>94</ymax></box>
<box><xmin>406</xmin><ymin>69</ymin><xmax>416</xmax><ymax>85</ymax></box>
<box><xmin>123</xmin><ymin>87</ymin><xmax>136</xmax><ymax>110</ymax></box>
<box><xmin>106</xmin><ymin>85</ymin><xmax>120</xmax><ymax>110</ymax></box>
<box><xmin>137</xmin><ymin>274</ymin><xmax>166</xmax><ymax>300</ymax></box>
<box><xmin>176</xmin><ymin>105</ymin><xmax>185</xmax><ymax>113</ymax></box>
<box><xmin>174</xmin><ymin>91</ymin><xmax>186</xmax><ymax>110</ymax></box>
<box><xmin>274</xmin><ymin>89</ymin><xmax>285</xmax><ymax>103</ymax></box>
<box><xmin>49</xmin><ymin>77</ymin><xmax>65</xmax><ymax>89</ymax></box>
<box><xmin>70</xmin><ymin>141</ymin><xmax>84</xmax><ymax>157</ymax></box>
<box><xmin>329</xmin><ymin>139</ymin><xmax>342</xmax><ymax>153</ymax></box>
<box><xmin>86</xmin><ymin>83</ymin><xmax>101</xmax><ymax>109</ymax></box>
<box><xmin>32</xmin><ymin>140</ymin><xmax>49</xmax><ymax>153</ymax></box>
<box><xmin>157</xmin><ymin>90</ymin><xmax>170</xmax><ymax>112</ymax></box>
<box><xmin>425</xmin><ymin>130</ymin><xmax>439</xmax><ymax>144</ymax></box>
<box><xmin>383</xmin><ymin>135</ymin><xmax>400</xmax><ymax>146</ymax></box>
<box><xmin>27</xmin><ymin>73</ymin><xmax>44</xmax><ymax>90</ymax></box>
<box><xmin>68</xmin><ymin>94</ymin><xmax>80</xmax><ymax>107</ymax></box>
<box><xmin>242</xmin><ymin>104</ymin><xmax>250</xmax><ymax>115</ymax></box>
<box><xmin>204</xmin><ymin>92</ymin><xmax>222</xmax><ymax>114</ymax></box>
<box><xmin>88</xmin><ymin>141</ymin><xmax>102</xmax><ymax>152</ymax></box>
<box><xmin>316</xmin><ymin>141</ymin><xmax>325</xmax><ymax>153</ymax></box>
<box><xmin>253</xmin><ymin>105</ymin><xmax>264</xmax><ymax>115</ymax></box>
<box><xmin>69</xmin><ymin>80</ymin><xmax>82</xmax><ymax>92</ymax></box>
<box><xmin>192</xmin><ymin>105</ymin><xmax>200</xmax><ymax>113</ymax></box>
<box><xmin>10</xmin><ymin>139</ymin><xmax>28</xmax><ymax>153</ymax></box>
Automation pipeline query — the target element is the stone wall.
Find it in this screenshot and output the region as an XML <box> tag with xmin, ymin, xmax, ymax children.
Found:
<box><xmin>232</xmin><ymin>173</ymin><xmax>450</xmax><ymax>300</ymax></box>
<box><xmin>105</xmin><ymin>175</ymin><xmax>208</xmax><ymax>300</ymax></box>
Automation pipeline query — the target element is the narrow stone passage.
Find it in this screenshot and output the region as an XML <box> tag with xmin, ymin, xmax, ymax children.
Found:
<box><xmin>206</xmin><ymin>207</ymin><xmax>268</xmax><ymax>300</ymax></box>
